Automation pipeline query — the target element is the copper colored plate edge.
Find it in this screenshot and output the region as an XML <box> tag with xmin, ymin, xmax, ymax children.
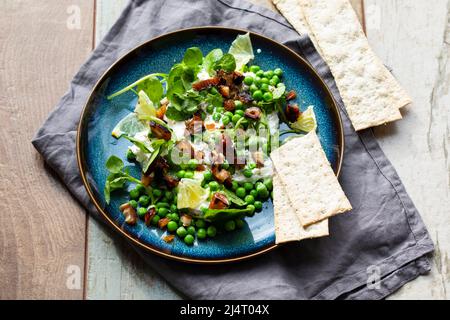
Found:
<box><xmin>76</xmin><ymin>26</ymin><xmax>345</xmax><ymax>264</ymax></box>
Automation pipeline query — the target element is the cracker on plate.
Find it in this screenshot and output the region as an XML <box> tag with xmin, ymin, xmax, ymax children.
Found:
<box><xmin>270</xmin><ymin>131</ymin><xmax>352</xmax><ymax>227</ymax></box>
<box><xmin>273</xmin><ymin>173</ymin><xmax>329</xmax><ymax>244</ymax></box>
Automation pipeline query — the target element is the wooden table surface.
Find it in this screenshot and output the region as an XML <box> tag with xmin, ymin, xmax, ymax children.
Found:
<box><xmin>1</xmin><ymin>0</ymin><xmax>448</xmax><ymax>300</ymax></box>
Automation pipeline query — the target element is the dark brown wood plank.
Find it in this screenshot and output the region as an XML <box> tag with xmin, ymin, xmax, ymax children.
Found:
<box><xmin>0</xmin><ymin>0</ymin><xmax>94</xmax><ymax>299</ymax></box>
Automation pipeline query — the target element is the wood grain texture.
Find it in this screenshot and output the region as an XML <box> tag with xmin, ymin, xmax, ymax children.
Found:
<box><xmin>86</xmin><ymin>0</ymin><xmax>366</xmax><ymax>300</ymax></box>
<box><xmin>86</xmin><ymin>0</ymin><xmax>181</xmax><ymax>300</ymax></box>
<box><xmin>365</xmin><ymin>0</ymin><xmax>450</xmax><ymax>300</ymax></box>
<box><xmin>0</xmin><ymin>0</ymin><xmax>94</xmax><ymax>299</ymax></box>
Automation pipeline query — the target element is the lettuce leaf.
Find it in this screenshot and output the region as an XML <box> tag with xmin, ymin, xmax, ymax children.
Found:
<box><xmin>229</xmin><ymin>33</ymin><xmax>254</xmax><ymax>71</ymax></box>
<box><xmin>291</xmin><ymin>106</ymin><xmax>317</xmax><ymax>133</ymax></box>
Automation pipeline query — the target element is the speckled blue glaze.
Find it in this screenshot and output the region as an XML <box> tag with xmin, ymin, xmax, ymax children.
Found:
<box><xmin>80</xmin><ymin>29</ymin><xmax>340</xmax><ymax>262</ymax></box>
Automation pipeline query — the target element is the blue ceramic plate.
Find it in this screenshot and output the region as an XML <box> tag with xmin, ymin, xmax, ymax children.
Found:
<box><xmin>77</xmin><ymin>27</ymin><xmax>343</xmax><ymax>264</ymax></box>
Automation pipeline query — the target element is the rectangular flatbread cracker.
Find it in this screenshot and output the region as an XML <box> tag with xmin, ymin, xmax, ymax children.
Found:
<box><xmin>273</xmin><ymin>173</ymin><xmax>329</xmax><ymax>244</ymax></box>
<box><xmin>270</xmin><ymin>131</ymin><xmax>352</xmax><ymax>227</ymax></box>
<box><xmin>274</xmin><ymin>0</ymin><xmax>411</xmax><ymax>131</ymax></box>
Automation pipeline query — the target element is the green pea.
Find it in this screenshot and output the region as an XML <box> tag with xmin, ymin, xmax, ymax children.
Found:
<box><xmin>246</xmin><ymin>204</ymin><xmax>256</xmax><ymax>217</ymax></box>
<box><xmin>152</xmin><ymin>188</ymin><xmax>162</xmax><ymax>197</ymax></box>
<box><xmin>235</xmin><ymin>219</ymin><xmax>245</xmax><ymax>229</ymax></box>
<box><xmin>137</xmin><ymin>207</ymin><xmax>147</xmax><ymax>218</ymax></box>
<box><xmin>249</xmin><ymin>84</ymin><xmax>258</xmax><ymax>93</ymax></box>
<box><xmin>254</xmin><ymin>77</ymin><xmax>262</xmax><ymax>86</ymax></box>
<box><xmin>224</xmin><ymin>220</ymin><xmax>236</xmax><ymax>232</ymax></box>
<box><xmin>260</xmin><ymin>83</ymin><xmax>269</xmax><ymax>92</ymax></box>
<box><xmin>243</xmin><ymin>169</ymin><xmax>253</xmax><ymax>178</ymax></box>
<box><xmin>138</xmin><ymin>195</ymin><xmax>150</xmax><ymax>207</ymax></box>
<box><xmin>203</xmin><ymin>170</ymin><xmax>213</xmax><ymax>182</ymax></box>
<box><xmin>164</xmin><ymin>190</ymin><xmax>173</xmax><ymax>201</ymax></box>
<box><xmin>248</xmin><ymin>163</ymin><xmax>257</xmax><ymax>169</ymax></box>
<box><xmin>196</xmin><ymin>219</ymin><xmax>206</xmax><ymax>228</ymax></box>
<box><xmin>176</xmin><ymin>170</ymin><xmax>186</xmax><ymax>179</ymax></box>
<box><xmin>128</xmin><ymin>200</ymin><xmax>138</xmax><ymax>209</ymax></box>
<box><xmin>176</xmin><ymin>226</ymin><xmax>187</xmax><ymax>238</ymax></box>
<box><xmin>213</xmin><ymin>113</ymin><xmax>221</xmax><ymax>122</ymax></box>
<box><xmin>216</xmin><ymin>107</ymin><xmax>224</xmax><ymax>113</ymax></box>
<box><xmin>263</xmin><ymin>92</ymin><xmax>273</xmax><ymax>102</ymax></box>
<box><xmin>222</xmin><ymin>116</ymin><xmax>231</xmax><ymax>126</ymax></box>
<box><xmin>187</xmin><ymin>226</ymin><xmax>196</xmax><ymax>236</ymax></box>
<box><xmin>249</xmin><ymin>65</ymin><xmax>260</xmax><ymax>73</ymax></box>
<box><xmin>236</xmin><ymin>187</ymin><xmax>246</xmax><ymax>199</ymax></box>
<box><xmin>157</xmin><ymin>207</ymin><xmax>169</xmax><ymax>217</ymax></box>
<box><xmin>197</xmin><ymin>228</ymin><xmax>207</xmax><ymax>239</ymax></box>
<box><xmin>250</xmin><ymin>189</ymin><xmax>258</xmax><ymax>198</ymax></box>
<box><xmin>235</xmin><ymin>110</ymin><xmax>245</xmax><ymax>117</ymax></box>
<box><xmin>264</xmin><ymin>70</ymin><xmax>274</xmax><ymax>78</ymax></box>
<box><xmin>256</xmin><ymin>184</ymin><xmax>269</xmax><ymax>199</ymax></box>
<box><xmin>255</xmin><ymin>70</ymin><xmax>265</xmax><ymax>77</ymax></box>
<box><xmin>224</xmin><ymin>111</ymin><xmax>234</xmax><ymax>118</ymax></box>
<box><xmin>260</xmin><ymin>77</ymin><xmax>270</xmax><ymax>84</ymax></box>
<box><xmin>244</xmin><ymin>182</ymin><xmax>254</xmax><ymax>191</ymax></box>
<box><xmin>126</xmin><ymin>149</ymin><xmax>136</xmax><ymax>161</ymax></box>
<box><xmin>188</xmin><ymin>159</ymin><xmax>198</xmax><ymax>170</ymax></box>
<box><xmin>231</xmin><ymin>181</ymin><xmax>239</xmax><ymax>191</ymax></box>
<box><xmin>264</xmin><ymin>178</ymin><xmax>273</xmax><ymax>191</ymax></box>
<box><xmin>254</xmin><ymin>201</ymin><xmax>263</xmax><ymax>212</ymax></box>
<box><xmin>252</xmin><ymin>90</ymin><xmax>263</xmax><ymax>101</ymax></box>
<box><xmin>270</xmin><ymin>75</ymin><xmax>280</xmax><ymax>85</ymax></box>
<box><xmin>222</xmin><ymin>160</ymin><xmax>230</xmax><ymax>170</ymax></box>
<box><xmin>184</xmin><ymin>234</ymin><xmax>195</xmax><ymax>245</ymax></box>
<box><xmin>151</xmin><ymin>215</ymin><xmax>160</xmax><ymax>226</ymax></box>
<box><xmin>244</xmin><ymin>76</ymin><xmax>254</xmax><ymax>85</ymax></box>
<box><xmin>245</xmin><ymin>195</ymin><xmax>255</xmax><ymax>204</ymax></box>
<box><xmin>232</xmin><ymin>114</ymin><xmax>242</xmax><ymax>125</ymax></box>
<box><xmin>208</xmin><ymin>181</ymin><xmax>219</xmax><ymax>191</ymax></box>
<box><xmin>274</xmin><ymin>68</ymin><xmax>283</xmax><ymax>77</ymax></box>
<box><xmin>170</xmin><ymin>204</ymin><xmax>178</xmax><ymax>212</ymax></box>
<box><xmin>170</xmin><ymin>213</ymin><xmax>180</xmax><ymax>222</ymax></box>
<box><xmin>129</xmin><ymin>188</ymin><xmax>140</xmax><ymax>200</ymax></box>
<box><xmin>167</xmin><ymin>221</ymin><xmax>178</xmax><ymax>232</ymax></box>
<box><xmin>156</xmin><ymin>202</ymin><xmax>170</xmax><ymax>209</ymax></box>
<box><xmin>206</xmin><ymin>104</ymin><xmax>214</xmax><ymax>114</ymax></box>
<box><xmin>207</xmin><ymin>225</ymin><xmax>217</xmax><ymax>237</ymax></box>
<box><xmin>184</xmin><ymin>171</ymin><xmax>194</xmax><ymax>179</ymax></box>
<box><xmin>234</xmin><ymin>100</ymin><xmax>244</xmax><ymax>110</ymax></box>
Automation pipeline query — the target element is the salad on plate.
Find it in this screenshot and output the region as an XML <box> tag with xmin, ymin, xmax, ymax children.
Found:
<box><xmin>104</xmin><ymin>33</ymin><xmax>316</xmax><ymax>246</ymax></box>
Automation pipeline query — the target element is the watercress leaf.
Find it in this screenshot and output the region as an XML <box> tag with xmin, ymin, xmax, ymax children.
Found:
<box><xmin>165</xmin><ymin>105</ymin><xmax>187</xmax><ymax>121</ymax></box>
<box><xmin>104</xmin><ymin>182</ymin><xmax>111</xmax><ymax>204</ymax></box>
<box><xmin>183</xmin><ymin>47</ymin><xmax>203</xmax><ymax>68</ymax></box>
<box><xmin>229</xmin><ymin>33</ymin><xmax>254</xmax><ymax>71</ymax></box>
<box><xmin>203</xmin><ymin>49</ymin><xmax>223</xmax><ymax>75</ymax></box>
<box><xmin>137</xmin><ymin>77</ymin><xmax>163</xmax><ymax>105</ymax></box>
<box><xmin>105</xmin><ymin>155</ymin><xmax>124</xmax><ymax>173</ymax></box>
<box><xmin>221</xmin><ymin>189</ymin><xmax>246</xmax><ymax>206</ymax></box>
<box><xmin>143</xmin><ymin>146</ymin><xmax>162</xmax><ymax>173</ymax></box>
<box><xmin>213</xmin><ymin>53</ymin><xmax>236</xmax><ymax>72</ymax></box>
<box><xmin>206</xmin><ymin>92</ymin><xmax>224</xmax><ymax>109</ymax></box>
<box><xmin>272</xmin><ymin>83</ymin><xmax>286</xmax><ymax>100</ymax></box>
<box><xmin>203</xmin><ymin>208</ymin><xmax>251</xmax><ymax>222</ymax></box>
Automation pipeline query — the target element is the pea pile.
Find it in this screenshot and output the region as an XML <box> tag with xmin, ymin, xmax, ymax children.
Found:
<box><xmin>126</xmin><ymin>180</ymin><xmax>248</xmax><ymax>246</ymax></box>
<box><xmin>245</xmin><ymin>66</ymin><xmax>283</xmax><ymax>104</ymax></box>
<box><xmin>206</xmin><ymin>95</ymin><xmax>249</xmax><ymax>128</ymax></box>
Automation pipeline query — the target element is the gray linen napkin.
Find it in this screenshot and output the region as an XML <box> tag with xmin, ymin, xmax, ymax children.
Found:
<box><xmin>32</xmin><ymin>0</ymin><xmax>434</xmax><ymax>300</ymax></box>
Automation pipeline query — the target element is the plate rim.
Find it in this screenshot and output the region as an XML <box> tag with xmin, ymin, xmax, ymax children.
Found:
<box><xmin>76</xmin><ymin>26</ymin><xmax>345</xmax><ymax>264</ymax></box>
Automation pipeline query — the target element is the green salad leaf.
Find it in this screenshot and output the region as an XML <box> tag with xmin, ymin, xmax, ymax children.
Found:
<box><xmin>272</xmin><ymin>83</ymin><xmax>286</xmax><ymax>100</ymax></box>
<box><xmin>107</xmin><ymin>73</ymin><xmax>167</xmax><ymax>100</ymax></box>
<box><xmin>137</xmin><ymin>77</ymin><xmax>163</xmax><ymax>105</ymax></box>
<box><xmin>228</xmin><ymin>33</ymin><xmax>254</xmax><ymax>71</ymax></box>
<box><xmin>202</xmin><ymin>208</ymin><xmax>252</xmax><ymax>222</ymax></box>
<box><xmin>203</xmin><ymin>49</ymin><xmax>223</xmax><ymax>75</ymax></box>
<box><xmin>183</xmin><ymin>47</ymin><xmax>203</xmax><ymax>68</ymax></box>
<box><xmin>122</xmin><ymin>135</ymin><xmax>152</xmax><ymax>153</ymax></box>
<box><xmin>104</xmin><ymin>156</ymin><xmax>141</xmax><ymax>204</ymax></box>
<box><xmin>213</xmin><ymin>53</ymin><xmax>236</xmax><ymax>72</ymax></box>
